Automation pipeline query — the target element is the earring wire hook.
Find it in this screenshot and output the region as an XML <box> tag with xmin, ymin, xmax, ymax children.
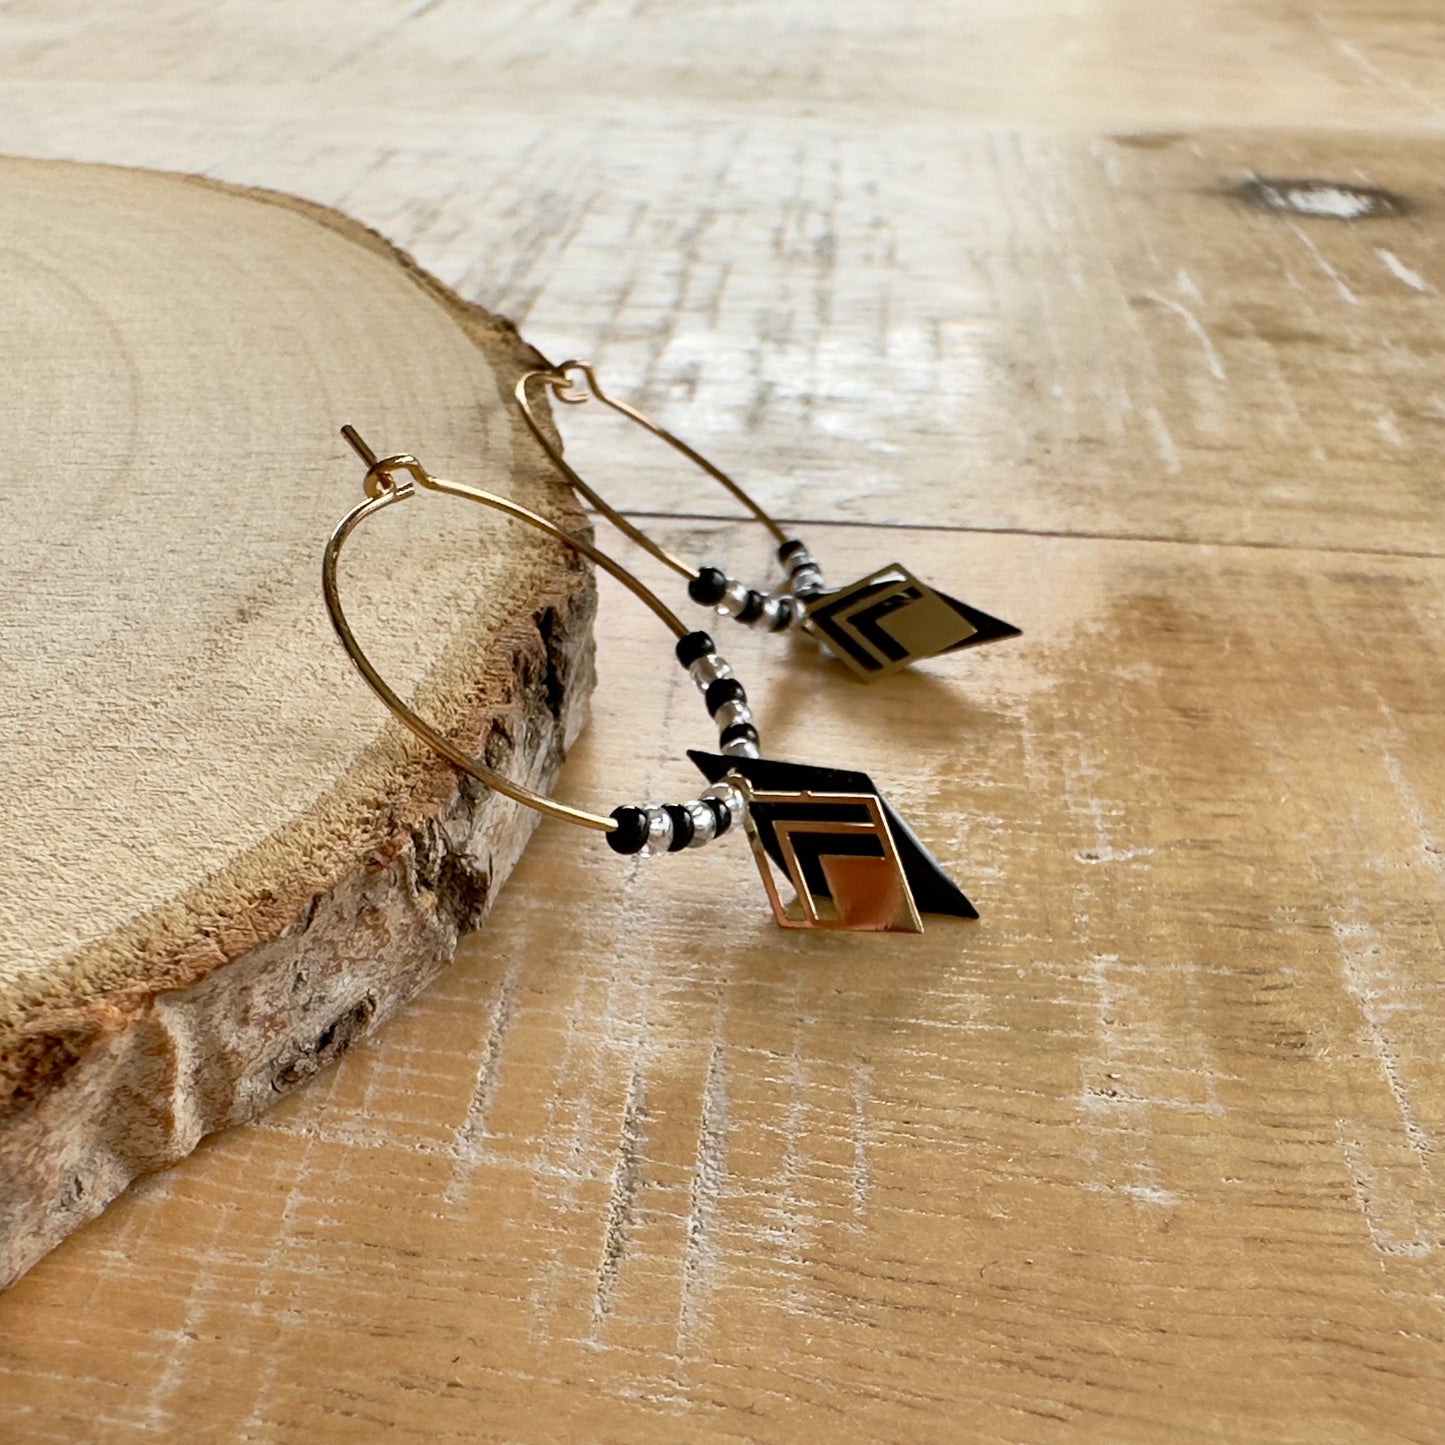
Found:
<box><xmin>324</xmin><ymin>426</ymin><xmax>694</xmax><ymax>833</ymax></box>
<box><xmin>514</xmin><ymin>362</ymin><xmax>790</xmax><ymax>584</ymax></box>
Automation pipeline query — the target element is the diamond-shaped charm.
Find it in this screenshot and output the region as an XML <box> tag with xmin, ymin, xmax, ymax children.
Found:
<box><xmin>801</xmin><ymin>564</ymin><xmax>1020</xmax><ymax>681</ymax></box>
<box><xmin>733</xmin><ymin>781</ymin><xmax>922</xmax><ymax>932</ymax></box>
<box><xmin>689</xmin><ymin>752</ymin><xmax>978</xmax><ymax>930</ymax></box>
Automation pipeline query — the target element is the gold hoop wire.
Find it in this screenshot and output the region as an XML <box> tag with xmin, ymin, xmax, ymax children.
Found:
<box><xmin>514</xmin><ymin>361</ymin><xmax>790</xmax><ymax>581</ymax></box>
<box><xmin>322</xmin><ymin>426</ymin><xmax>691</xmax><ymax>834</ymax></box>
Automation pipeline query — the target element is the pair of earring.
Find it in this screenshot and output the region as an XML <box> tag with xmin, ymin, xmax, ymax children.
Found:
<box><xmin>324</xmin><ymin>359</ymin><xmax>1016</xmax><ymax>935</ymax></box>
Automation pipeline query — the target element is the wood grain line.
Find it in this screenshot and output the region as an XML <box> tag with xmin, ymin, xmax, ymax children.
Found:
<box><xmin>678</xmin><ymin>1034</ymin><xmax>729</xmax><ymax>1355</ymax></box>
<box><xmin>444</xmin><ymin>961</ymin><xmax>524</xmax><ymax>1206</ymax></box>
<box><xmin>592</xmin><ymin>1061</ymin><xmax>648</xmax><ymax>1337</ymax></box>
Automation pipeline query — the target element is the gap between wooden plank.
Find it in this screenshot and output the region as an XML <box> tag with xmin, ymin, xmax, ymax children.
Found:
<box><xmin>610</xmin><ymin>509</ymin><xmax>1445</xmax><ymax>563</ymax></box>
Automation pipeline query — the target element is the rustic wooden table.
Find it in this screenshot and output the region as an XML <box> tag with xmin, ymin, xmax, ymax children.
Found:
<box><xmin>3</xmin><ymin>3</ymin><xmax>1444</xmax><ymax>1441</ymax></box>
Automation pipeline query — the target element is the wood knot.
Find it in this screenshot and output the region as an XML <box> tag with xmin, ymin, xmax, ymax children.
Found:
<box><xmin>271</xmin><ymin>994</ymin><xmax>377</xmax><ymax>1092</ymax></box>
<box><xmin>1230</xmin><ymin>178</ymin><xmax>1407</xmax><ymax>220</ymax></box>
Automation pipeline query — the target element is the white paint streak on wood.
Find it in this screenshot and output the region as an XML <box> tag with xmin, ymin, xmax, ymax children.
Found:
<box><xmin>1144</xmin><ymin>405</ymin><xmax>1182</xmax><ymax>475</ymax></box>
<box><xmin>140</xmin><ymin>1164</ymin><xmax>229</xmax><ymax>1432</ymax></box>
<box><xmin>1331</xmin><ymin>910</ymin><xmax>1433</xmax><ymax>1155</ymax></box>
<box><xmin>1077</xmin><ymin>952</ymin><xmax>1181</xmax><ymax>1209</ymax></box>
<box><xmin>1064</xmin><ymin>737</ymin><xmax>1189</xmax><ymax>1210</ymax></box>
<box><xmin>775</xmin><ymin>1015</ymin><xmax>812</xmax><ymax>1256</ymax></box>
<box><xmin>1330</xmin><ymin>901</ymin><xmax>1438</xmax><ymax>1257</ymax></box>
<box><xmin>1374</xmin><ymin>409</ymin><xmax>1407</xmax><ymax>449</ymax></box>
<box><xmin>1368</xmin><ymin>683</ymin><xmax>1444</xmax><ymax>883</ymax></box>
<box><xmin>849</xmin><ymin>1055</ymin><xmax>872</xmax><ymax>1231</ymax></box>
<box><xmin>1141</xmin><ymin>290</ymin><xmax>1227</xmax><ymax>381</ymax></box>
<box><xmin>238</xmin><ymin>1131</ymin><xmax>323</xmax><ymax>1438</ymax></box>
<box><xmin>1380</xmin><ymin>751</ymin><xmax>1444</xmax><ymax>881</ymax></box>
<box><xmin>1337</xmin><ymin>1127</ymin><xmax>1433</xmax><ymax>1259</ymax></box>
<box><xmin>1377</xmin><ymin>247</ymin><xmax>1431</xmax><ymax>293</ymax></box>
<box><xmin>1175</xmin><ymin>267</ymin><xmax>1204</xmax><ymax>303</ymax></box>
<box><xmin>1312</xmin><ymin>15</ymin><xmax>1445</xmax><ymax>119</ymax></box>
<box><xmin>1283</xmin><ymin>216</ymin><xmax>1359</xmax><ymax>306</ymax></box>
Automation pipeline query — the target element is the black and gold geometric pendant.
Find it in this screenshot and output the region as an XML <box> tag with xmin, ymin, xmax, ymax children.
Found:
<box><xmin>689</xmin><ymin>752</ymin><xmax>978</xmax><ymax>932</ymax></box>
<box><xmin>800</xmin><ymin>563</ymin><xmax>1020</xmax><ymax>682</ymax></box>
<box><xmin>740</xmin><ymin>782</ymin><xmax>922</xmax><ymax>932</ymax></box>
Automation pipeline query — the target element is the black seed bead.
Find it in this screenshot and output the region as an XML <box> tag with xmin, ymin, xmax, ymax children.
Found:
<box><xmin>736</xmin><ymin>590</ymin><xmax>765</xmax><ymax>624</ymax></box>
<box><xmin>719</xmin><ymin>721</ymin><xmax>760</xmax><ymax>749</ymax></box>
<box><xmin>688</xmin><ymin>567</ymin><xmax>729</xmax><ymax>606</ymax></box>
<box><xmin>704</xmin><ymin>677</ymin><xmax>746</xmax><ymax>716</ymax></box>
<box><xmin>606</xmin><ymin>806</ymin><xmax>650</xmax><ymax>855</ymax></box>
<box><xmin>704</xmin><ymin>797</ymin><xmax>733</xmax><ymax>837</ymax></box>
<box><xmin>777</xmin><ymin>538</ymin><xmax>808</xmax><ymax>564</ymax></box>
<box><xmin>664</xmin><ymin>804</ymin><xmax>694</xmax><ymax>851</ymax></box>
<box><xmin>770</xmin><ymin>597</ymin><xmax>795</xmax><ymax>631</ymax></box>
<box><xmin>675</xmin><ymin>630</ymin><xmax>716</xmax><ymax>668</ymax></box>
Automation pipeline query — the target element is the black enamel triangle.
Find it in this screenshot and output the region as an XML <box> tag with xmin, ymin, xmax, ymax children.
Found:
<box><xmin>940</xmin><ymin>593</ymin><xmax>1022</xmax><ymax>652</ymax></box>
<box><xmin>688</xmin><ymin>751</ymin><xmax>978</xmax><ymax>919</ymax></box>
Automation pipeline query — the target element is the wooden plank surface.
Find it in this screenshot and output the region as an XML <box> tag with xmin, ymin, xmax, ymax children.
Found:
<box><xmin>2</xmin><ymin>1</ymin><xmax>1444</xmax><ymax>1440</ymax></box>
<box><xmin>6</xmin><ymin>524</ymin><xmax>1445</xmax><ymax>1440</ymax></box>
<box><xmin>10</xmin><ymin>90</ymin><xmax>1445</xmax><ymax>552</ymax></box>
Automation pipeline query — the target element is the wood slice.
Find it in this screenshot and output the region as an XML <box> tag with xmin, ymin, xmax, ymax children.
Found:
<box><xmin>0</xmin><ymin>157</ymin><xmax>594</xmax><ymax>1286</ymax></box>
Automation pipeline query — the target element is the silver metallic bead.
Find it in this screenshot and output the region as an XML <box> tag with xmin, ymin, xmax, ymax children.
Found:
<box><xmin>683</xmin><ymin>798</ymin><xmax>716</xmax><ymax>848</ymax></box>
<box><xmin>716</xmin><ymin>579</ymin><xmax>752</xmax><ymax>617</ymax></box>
<box><xmin>791</xmin><ymin>565</ymin><xmax>825</xmax><ymax>598</ymax></box>
<box><xmin>701</xmin><ymin>780</ymin><xmax>747</xmax><ymax>831</ymax></box>
<box><xmin>758</xmin><ymin>596</ymin><xmax>783</xmax><ymax>629</ymax></box>
<box><xmin>688</xmin><ymin>653</ymin><xmax>734</xmax><ymax>690</ymax></box>
<box><xmin>638</xmin><ymin>805</ymin><xmax>674</xmax><ymax>857</ymax></box>
<box><xmin>713</xmin><ymin>699</ymin><xmax>754</xmax><ymax>733</ymax></box>
<box><xmin>721</xmin><ymin>737</ymin><xmax>761</xmax><ymax>759</ymax></box>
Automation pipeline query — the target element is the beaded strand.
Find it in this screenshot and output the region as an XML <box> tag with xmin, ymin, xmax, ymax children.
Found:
<box><xmin>604</xmin><ymin>629</ymin><xmax>757</xmax><ymax>856</ymax></box>
<box><xmin>685</xmin><ymin>538</ymin><xmax>828</xmax><ymax>635</ymax></box>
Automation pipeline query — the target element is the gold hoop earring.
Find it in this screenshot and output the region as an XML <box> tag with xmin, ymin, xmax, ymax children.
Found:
<box><xmin>514</xmin><ymin>360</ymin><xmax>1021</xmax><ymax>682</ymax></box>
<box><xmin>323</xmin><ymin>426</ymin><xmax>979</xmax><ymax>932</ymax></box>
